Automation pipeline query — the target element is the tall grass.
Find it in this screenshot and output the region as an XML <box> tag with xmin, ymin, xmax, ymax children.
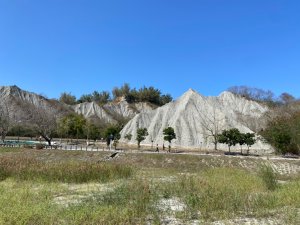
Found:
<box><xmin>1</xmin><ymin>149</ymin><xmax>299</xmax><ymax>224</ymax></box>
<box><xmin>0</xmin><ymin>167</ymin><xmax>299</xmax><ymax>224</ymax></box>
<box><xmin>0</xmin><ymin>155</ymin><xmax>133</xmax><ymax>183</ymax></box>
<box><xmin>0</xmin><ymin>147</ymin><xmax>22</xmax><ymax>153</ymax></box>
<box><xmin>157</xmin><ymin>168</ymin><xmax>289</xmax><ymax>220</ymax></box>
<box><xmin>259</xmin><ymin>164</ymin><xmax>278</xmax><ymax>191</ymax></box>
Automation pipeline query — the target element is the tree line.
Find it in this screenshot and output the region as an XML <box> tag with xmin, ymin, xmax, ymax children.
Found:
<box><xmin>228</xmin><ymin>86</ymin><xmax>300</xmax><ymax>155</ymax></box>
<box><xmin>59</xmin><ymin>83</ymin><xmax>173</xmax><ymax>106</ymax></box>
<box><xmin>228</xmin><ymin>85</ymin><xmax>298</xmax><ymax>107</ymax></box>
<box><xmin>217</xmin><ymin>128</ymin><xmax>255</xmax><ymax>154</ymax></box>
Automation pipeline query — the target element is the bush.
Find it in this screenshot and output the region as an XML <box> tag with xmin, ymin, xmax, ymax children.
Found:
<box><xmin>261</xmin><ymin>111</ymin><xmax>300</xmax><ymax>155</ymax></box>
<box><xmin>35</xmin><ymin>144</ymin><xmax>45</xmax><ymax>149</ymax></box>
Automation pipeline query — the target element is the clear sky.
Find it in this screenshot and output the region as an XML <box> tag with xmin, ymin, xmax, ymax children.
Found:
<box><xmin>0</xmin><ymin>0</ymin><xmax>300</xmax><ymax>100</ymax></box>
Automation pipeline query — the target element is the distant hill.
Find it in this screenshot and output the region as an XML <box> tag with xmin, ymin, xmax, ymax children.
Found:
<box><xmin>0</xmin><ymin>85</ymin><xmax>274</xmax><ymax>153</ymax></box>
<box><xmin>120</xmin><ymin>89</ymin><xmax>273</xmax><ymax>153</ymax></box>
<box><xmin>0</xmin><ymin>85</ymin><xmax>155</xmax><ymax>124</ymax></box>
<box><xmin>0</xmin><ymin>85</ymin><xmax>71</xmax><ymax>123</ymax></box>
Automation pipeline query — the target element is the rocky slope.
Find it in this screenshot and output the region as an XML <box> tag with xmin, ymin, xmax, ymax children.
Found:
<box><xmin>0</xmin><ymin>85</ymin><xmax>71</xmax><ymax>122</ymax></box>
<box><xmin>120</xmin><ymin>89</ymin><xmax>273</xmax><ymax>153</ymax></box>
<box><xmin>73</xmin><ymin>97</ymin><xmax>155</xmax><ymax>123</ymax></box>
<box><xmin>0</xmin><ymin>85</ymin><xmax>154</xmax><ymax>124</ymax></box>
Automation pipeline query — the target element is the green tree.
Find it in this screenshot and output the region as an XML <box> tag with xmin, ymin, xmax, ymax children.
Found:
<box><xmin>84</xmin><ymin>122</ymin><xmax>100</xmax><ymax>141</ymax></box>
<box><xmin>159</xmin><ymin>94</ymin><xmax>173</xmax><ymax>106</ymax></box>
<box><xmin>59</xmin><ymin>92</ymin><xmax>77</xmax><ymax>105</ymax></box>
<box><xmin>58</xmin><ymin>113</ymin><xmax>86</xmax><ymax>139</ymax></box>
<box><xmin>238</xmin><ymin>133</ymin><xmax>246</xmax><ymax>154</ymax></box>
<box><xmin>0</xmin><ymin>104</ymin><xmax>10</xmax><ymax>142</ymax></box>
<box><xmin>244</xmin><ymin>133</ymin><xmax>255</xmax><ymax>155</ymax></box>
<box><xmin>136</xmin><ymin>128</ymin><xmax>148</xmax><ymax>149</ymax></box>
<box><xmin>218</xmin><ymin>128</ymin><xmax>241</xmax><ymax>152</ymax></box>
<box><xmin>124</xmin><ymin>133</ymin><xmax>132</xmax><ymax>141</ymax></box>
<box><xmin>261</xmin><ymin>121</ymin><xmax>292</xmax><ymax>155</ymax></box>
<box><xmin>104</xmin><ymin>125</ymin><xmax>121</xmax><ymax>150</ymax></box>
<box><xmin>112</xmin><ymin>83</ymin><xmax>131</xmax><ymax>100</ymax></box>
<box><xmin>78</xmin><ymin>94</ymin><xmax>93</xmax><ymax>103</ymax></box>
<box><xmin>91</xmin><ymin>91</ymin><xmax>111</xmax><ymax>104</ymax></box>
<box><xmin>163</xmin><ymin>127</ymin><xmax>176</xmax><ymax>152</ymax></box>
<box><xmin>137</xmin><ymin>86</ymin><xmax>161</xmax><ymax>105</ymax></box>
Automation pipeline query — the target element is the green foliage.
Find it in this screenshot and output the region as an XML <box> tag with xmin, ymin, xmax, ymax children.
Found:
<box><xmin>261</xmin><ymin>112</ymin><xmax>300</xmax><ymax>155</ymax></box>
<box><xmin>59</xmin><ymin>92</ymin><xmax>77</xmax><ymax>105</ymax></box>
<box><xmin>218</xmin><ymin>128</ymin><xmax>241</xmax><ymax>152</ymax></box>
<box><xmin>136</xmin><ymin>128</ymin><xmax>148</xmax><ymax>149</ymax></box>
<box><xmin>91</xmin><ymin>91</ymin><xmax>111</xmax><ymax>104</ymax></box>
<box><xmin>124</xmin><ymin>133</ymin><xmax>132</xmax><ymax>141</ymax></box>
<box><xmin>135</xmin><ymin>86</ymin><xmax>161</xmax><ymax>104</ymax></box>
<box><xmin>0</xmin><ymin>104</ymin><xmax>10</xmax><ymax>141</ymax></box>
<box><xmin>73</xmin><ymin>83</ymin><xmax>172</xmax><ymax>106</ymax></box>
<box><xmin>58</xmin><ymin>113</ymin><xmax>87</xmax><ymax>139</ymax></box>
<box><xmin>104</xmin><ymin>125</ymin><xmax>121</xmax><ymax>148</ymax></box>
<box><xmin>78</xmin><ymin>94</ymin><xmax>93</xmax><ymax>103</ymax></box>
<box><xmin>244</xmin><ymin>132</ymin><xmax>255</xmax><ymax>154</ymax></box>
<box><xmin>163</xmin><ymin>127</ymin><xmax>176</xmax><ymax>151</ymax></box>
<box><xmin>259</xmin><ymin>164</ymin><xmax>278</xmax><ymax>191</ymax></box>
<box><xmin>218</xmin><ymin>129</ymin><xmax>256</xmax><ymax>153</ymax></box>
<box><xmin>112</xmin><ymin>83</ymin><xmax>172</xmax><ymax>106</ymax></box>
<box><xmin>84</xmin><ymin>122</ymin><xmax>101</xmax><ymax>141</ymax></box>
<box><xmin>112</xmin><ymin>83</ymin><xmax>131</xmax><ymax>99</ymax></box>
<box><xmin>159</xmin><ymin>94</ymin><xmax>173</xmax><ymax>105</ymax></box>
<box><xmin>78</xmin><ymin>91</ymin><xmax>111</xmax><ymax>105</ymax></box>
<box><xmin>7</xmin><ymin>125</ymin><xmax>37</xmax><ymax>138</ymax></box>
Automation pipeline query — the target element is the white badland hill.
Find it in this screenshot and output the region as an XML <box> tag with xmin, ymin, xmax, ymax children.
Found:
<box><xmin>73</xmin><ymin>97</ymin><xmax>154</xmax><ymax>123</ymax></box>
<box><xmin>0</xmin><ymin>85</ymin><xmax>154</xmax><ymax>124</ymax></box>
<box><xmin>0</xmin><ymin>85</ymin><xmax>71</xmax><ymax>121</ymax></box>
<box><xmin>120</xmin><ymin>89</ymin><xmax>273</xmax><ymax>153</ymax></box>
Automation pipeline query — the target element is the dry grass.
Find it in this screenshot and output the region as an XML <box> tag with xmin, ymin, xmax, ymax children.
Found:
<box><xmin>0</xmin><ymin>147</ymin><xmax>299</xmax><ymax>224</ymax></box>
<box><xmin>0</xmin><ymin>152</ymin><xmax>133</xmax><ymax>183</ymax></box>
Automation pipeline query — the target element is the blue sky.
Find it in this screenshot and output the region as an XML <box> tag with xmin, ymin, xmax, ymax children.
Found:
<box><xmin>0</xmin><ymin>0</ymin><xmax>300</xmax><ymax>99</ymax></box>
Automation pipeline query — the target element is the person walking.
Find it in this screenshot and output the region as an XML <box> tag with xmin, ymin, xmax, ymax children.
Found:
<box><xmin>156</xmin><ymin>144</ymin><xmax>159</xmax><ymax>152</ymax></box>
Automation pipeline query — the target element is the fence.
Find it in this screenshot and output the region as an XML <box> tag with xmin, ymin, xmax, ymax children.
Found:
<box><xmin>0</xmin><ymin>143</ymin><xmax>112</xmax><ymax>152</ymax></box>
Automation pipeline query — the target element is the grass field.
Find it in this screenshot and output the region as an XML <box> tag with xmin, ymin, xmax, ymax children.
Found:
<box><xmin>0</xmin><ymin>147</ymin><xmax>299</xmax><ymax>224</ymax></box>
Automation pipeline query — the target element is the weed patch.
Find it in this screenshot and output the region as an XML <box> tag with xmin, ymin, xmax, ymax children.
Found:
<box><xmin>0</xmin><ymin>155</ymin><xmax>133</xmax><ymax>183</ymax></box>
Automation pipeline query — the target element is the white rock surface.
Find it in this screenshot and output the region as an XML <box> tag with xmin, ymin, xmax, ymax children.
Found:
<box><xmin>0</xmin><ymin>85</ymin><xmax>154</xmax><ymax>124</ymax></box>
<box><xmin>73</xmin><ymin>102</ymin><xmax>116</xmax><ymax>123</ymax></box>
<box><xmin>0</xmin><ymin>85</ymin><xmax>71</xmax><ymax>120</ymax></box>
<box><xmin>73</xmin><ymin>97</ymin><xmax>154</xmax><ymax>123</ymax></box>
<box><xmin>120</xmin><ymin>89</ymin><xmax>273</xmax><ymax>153</ymax></box>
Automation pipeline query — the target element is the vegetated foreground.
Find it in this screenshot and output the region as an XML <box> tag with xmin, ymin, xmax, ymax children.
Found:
<box><xmin>0</xmin><ymin>148</ymin><xmax>299</xmax><ymax>225</ymax></box>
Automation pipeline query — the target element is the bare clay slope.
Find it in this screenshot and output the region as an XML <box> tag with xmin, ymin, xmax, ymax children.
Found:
<box><xmin>73</xmin><ymin>97</ymin><xmax>155</xmax><ymax>123</ymax></box>
<box><xmin>120</xmin><ymin>89</ymin><xmax>273</xmax><ymax>153</ymax></box>
<box><xmin>0</xmin><ymin>85</ymin><xmax>71</xmax><ymax>121</ymax></box>
<box><xmin>0</xmin><ymin>86</ymin><xmax>154</xmax><ymax>124</ymax></box>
